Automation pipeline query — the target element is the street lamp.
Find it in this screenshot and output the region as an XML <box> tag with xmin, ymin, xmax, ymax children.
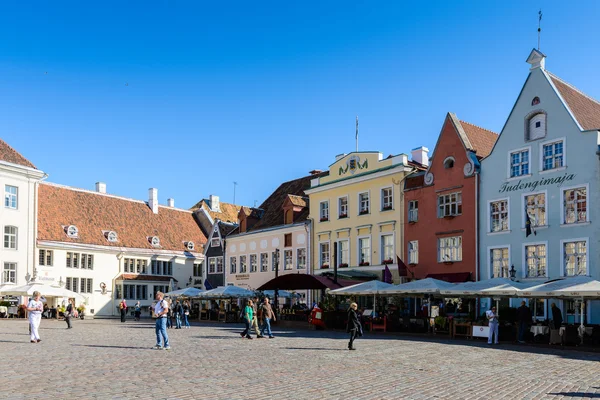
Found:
<box><xmin>509</xmin><ymin>265</ymin><xmax>516</xmax><ymax>281</ymax></box>
<box><xmin>58</xmin><ymin>276</ymin><xmax>65</xmax><ymax>287</ymax></box>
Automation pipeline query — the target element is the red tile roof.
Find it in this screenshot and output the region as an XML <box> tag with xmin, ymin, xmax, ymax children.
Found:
<box><xmin>459</xmin><ymin>120</ymin><xmax>498</xmax><ymax>159</ymax></box>
<box><xmin>190</xmin><ymin>200</ymin><xmax>242</xmax><ymax>224</ymax></box>
<box><xmin>547</xmin><ymin>72</ymin><xmax>600</xmax><ymax>131</ymax></box>
<box><xmin>0</xmin><ymin>138</ymin><xmax>37</xmax><ymax>169</ymax></box>
<box><xmin>38</xmin><ymin>183</ymin><xmax>206</xmax><ymax>253</ymax></box>
<box><xmin>286</xmin><ymin>194</ymin><xmax>307</xmax><ymax>207</ymax></box>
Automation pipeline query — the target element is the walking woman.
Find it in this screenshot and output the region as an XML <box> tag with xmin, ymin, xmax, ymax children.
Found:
<box><xmin>119</xmin><ymin>299</ymin><xmax>127</xmax><ymax>323</ymax></box>
<box><xmin>183</xmin><ymin>300</ymin><xmax>191</xmax><ymax>328</ymax></box>
<box><xmin>346</xmin><ymin>302</ymin><xmax>362</xmax><ymax>350</ymax></box>
<box><xmin>65</xmin><ymin>299</ymin><xmax>75</xmax><ymax>329</ymax></box>
<box><xmin>134</xmin><ymin>301</ymin><xmax>141</xmax><ymax>321</ymax></box>
<box><xmin>240</xmin><ymin>299</ymin><xmax>254</xmax><ymax>339</ymax></box>
<box><xmin>27</xmin><ymin>291</ymin><xmax>44</xmax><ymax>343</ymax></box>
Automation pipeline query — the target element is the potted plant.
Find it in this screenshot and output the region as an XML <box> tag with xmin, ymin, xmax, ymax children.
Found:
<box><xmin>77</xmin><ymin>304</ymin><xmax>86</xmax><ymax>320</ymax></box>
<box><xmin>359</xmin><ymin>261</ymin><xmax>370</xmax><ymax>266</ymax></box>
<box><xmin>338</xmin><ymin>263</ymin><xmax>348</xmax><ymax>268</ymax></box>
<box><xmin>320</xmin><ymin>264</ymin><xmax>330</xmax><ymax>269</ymax></box>
<box><xmin>359</xmin><ymin>209</ymin><xmax>369</xmax><ymax>215</ymax></box>
<box><xmin>320</xmin><ymin>217</ymin><xmax>329</xmax><ymax>222</ymax></box>
<box><xmin>382</xmin><ymin>259</ymin><xmax>393</xmax><ymax>265</ymax></box>
<box><xmin>339</xmin><ymin>213</ymin><xmax>348</xmax><ymax>219</ymax></box>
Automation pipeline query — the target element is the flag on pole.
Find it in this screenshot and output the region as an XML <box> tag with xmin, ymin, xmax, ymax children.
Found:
<box><xmin>204</xmin><ymin>279</ymin><xmax>213</xmax><ymax>290</ymax></box>
<box><xmin>396</xmin><ymin>255</ymin><xmax>408</xmax><ymax>277</ymax></box>
<box><xmin>525</xmin><ymin>213</ymin><xmax>537</xmax><ymax>237</ymax></box>
<box><xmin>383</xmin><ymin>265</ymin><xmax>393</xmax><ymax>284</ymax></box>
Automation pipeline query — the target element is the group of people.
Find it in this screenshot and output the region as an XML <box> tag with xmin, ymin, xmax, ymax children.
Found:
<box><xmin>240</xmin><ymin>297</ymin><xmax>276</xmax><ymax>339</ymax></box>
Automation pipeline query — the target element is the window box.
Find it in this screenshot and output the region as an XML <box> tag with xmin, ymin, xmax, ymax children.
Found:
<box><xmin>339</xmin><ymin>213</ymin><xmax>348</xmax><ymax>219</ymax></box>
<box><xmin>359</xmin><ymin>210</ymin><xmax>369</xmax><ymax>215</ymax></box>
<box><xmin>320</xmin><ymin>264</ymin><xmax>330</xmax><ymax>269</ymax></box>
<box><xmin>359</xmin><ymin>262</ymin><xmax>370</xmax><ymax>266</ymax></box>
<box><xmin>338</xmin><ymin>263</ymin><xmax>349</xmax><ymax>268</ymax></box>
<box><xmin>320</xmin><ymin>217</ymin><xmax>329</xmax><ymax>222</ymax></box>
<box><xmin>382</xmin><ymin>205</ymin><xmax>393</xmax><ymax>211</ymax></box>
<box><xmin>409</xmin><ymin>262</ymin><xmax>417</xmax><ymax>266</ymax></box>
<box><xmin>382</xmin><ymin>259</ymin><xmax>393</xmax><ymax>265</ymax></box>
<box><xmin>443</xmin><ymin>261</ymin><xmax>454</xmax><ymax>265</ymax></box>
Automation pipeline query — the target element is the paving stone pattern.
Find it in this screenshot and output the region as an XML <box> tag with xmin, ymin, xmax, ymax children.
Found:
<box><xmin>1</xmin><ymin>319</ymin><xmax>599</xmax><ymax>400</ymax></box>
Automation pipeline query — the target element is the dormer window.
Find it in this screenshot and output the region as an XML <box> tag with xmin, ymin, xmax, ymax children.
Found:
<box><xmin>149</xmin><ymin>236</ymin><xmax>160</xmax><ymax>247</ymax></box>
<box><xmin>443</xmin><ymin>157</ymin><xmax>455</xmax><ymax>169</ymax></box>
<box><xmin>105</xmin><ymin>231</ymin><xmax>118</xmax><ymax>243</ymax></box>
<box><xmin>531</xmin><ymin>97</ymin><xmax>540</xmax><ymax>106</ymax></box>
<box><xmin>185</xmin><ymin>241</ymin><xmax>195</xmax><ymax>251</ymax></box>
<box><xmin>526</xmin><ymin>111</ymin><xmax>547</xmax><ymax>141</ymax></box>
<box><xmin>66</xmin><ymin>225</ymin><xmax>79</xmax><ymax>238</ymax></box>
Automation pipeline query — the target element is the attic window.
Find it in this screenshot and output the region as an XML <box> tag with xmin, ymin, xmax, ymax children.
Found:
<box><xmin>149</xmin><ymin>236</ymin><xmax>160</xmax><ymax>247</ymax></box>
<box><xmin>105</xmin><ymin>231</ymin><xmax>118</xmax><ymax>243</ymax></box>
<box><xmin>66</xmin><ymin>225</ymin><xmax>79</xmax><ymax>238</ymax></box>
<box><xmin>531</xmin><ymin>97</ymin><xmax>540</xmax><ymax>106</ymax></box>
<box><xmin>443</xmin><ymin>157</ymin><xmax>455</xmax><ymax>169</ymax></box>
<box><xmin>526</xmin><ymin>111</ymin><xmax>547</xmax><ymax>141</ymax></box>
<box><xmin>211</xmin><ymin>236</ymin><xmax>220</xmax><ymax>247</ymax></box>
<box><xmin>185</xmin><ymin>241</ymin><xmax>195</xmax><ymax>251</ymax></box>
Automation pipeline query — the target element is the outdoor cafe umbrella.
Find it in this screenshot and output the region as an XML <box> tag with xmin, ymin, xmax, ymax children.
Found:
<box><xmin>164</xmin><ymin>287</ymin><xmax>204</xmax><ymax>298</ymax></box>
<box><xmin>378</xmin><ymin>278</ymin><xmax>455</xmax><ymax>295</ymax></box>
<box><xmin>198</xmin><ymin>285</ymin><xmax>255</xmax><ymax>299</ymax></box>
<box><xmin>329</xmin><ymin>280</ymin><xmax>396</xmax><ymax>316</ymax></box>
<box><xmin>0</xmin><ymin>281</ymin><xmax>85</xmax><ymax>301</ymax></box>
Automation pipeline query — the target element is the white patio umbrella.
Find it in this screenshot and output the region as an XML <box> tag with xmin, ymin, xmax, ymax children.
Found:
<box><xmin>440</xmin><ymin>277</ymin><xmax>535</xmax><ymax>297</ymax></box>
<box><xmin>165</xmin><ymin>287</ymin><xmax>204</xmax><ymax>297</ymax></box>
<box><xmin>0</xmin><ymin>281</ymin><xmax>85</xmax><ymax>301</ymax></box>
<box><xmin>330</xmin><ymin>280</ymin><xmax>396</xmax><ymax>316</ymax></box>
<box><xmin>198</xmin><ymin>285</ymin><xmax>255</xmax><ymax>299</ymax></box>
<box><xmin>378</xmin><ymin>278</ymin><xmax>455</xmax><ymax>295</ymax></box>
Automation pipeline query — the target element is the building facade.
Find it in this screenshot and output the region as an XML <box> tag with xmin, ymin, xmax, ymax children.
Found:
<box><xmin>404</xmin><ymin>113</ymin><xmax>497</xmax><ymax>281</ymax></box>
<box><xmin>305</xmin><ymin>152</ymin><xmax>423</xmax><ymax>282</ymax></box>
<box><xmin>0</xmin><ymin>140</ymin><xmax>46</xmax><ymax>287</ymax></box>
<box><xmin>478</xmin><ymin>50</ymin><xmax>600</xmax><ymax>322</ymax></box>
<box><xmin>37</xmin><ymin>183</ymin><xmax>206</xmax><ymax>317</ymax></box>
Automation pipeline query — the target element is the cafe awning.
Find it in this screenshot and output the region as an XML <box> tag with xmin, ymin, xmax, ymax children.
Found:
<box><xmin>257</xmin><ymin>274</ymin><xmax>359</xmax><ymax>291</ymax></box>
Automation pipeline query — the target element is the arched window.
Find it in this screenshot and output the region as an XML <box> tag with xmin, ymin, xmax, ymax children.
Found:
<box><xmin>443</xmin><ymin>157</ymin><xmax>455</xmax><ymax>169</ymax></box>
<box><xmin>531</xmin><ymin>97</ymin><xmax>540</xmax><ymax>106</ymax></box>
<box><xmin>526</xmin><ymin>111</ymin><xmax>547</xmax><ymax>141</ymax></box>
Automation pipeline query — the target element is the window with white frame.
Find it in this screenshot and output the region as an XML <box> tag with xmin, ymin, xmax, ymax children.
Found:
<box><xmin>531</xmin><ymin>298</ymin><xmax>546</xmax><ymax>320</ymax></box>
<box><xmin>151</xmin><ymin>260</ymin><xmax>172</xmax><ymax>275</ymax></box>
<box><xmin>250</xmin><ymin>254</ymin><xmax>258</xmax><ymax>272</ymax></box>
<box><xmin>271</xmin><ymin>251</ymin><xmax>280</xmax><ymax>271</ymax></box>
<box><xmin>239</xmin><ymin>255</ymin><xmax>247</xmax><ymax>273</ymax></box>
<box><xmin>542</xmin><ymin>140</ymin><xmax>564</xmax><ymax>170</ymax></box>
<box><xmin>211</xmin><ymin>236</ymin><xmax>220</xmax><ymax>247</ymax></box>
<box><xmin>525</xmin><ymin>193</ymin><xmax>546</xmax><ymax>227</ymax></box>
<box><xmin>490</xmin><ymin>247</ymin><xmax>509</xmax><ymax>278</ymax></box>
<box><xmin>319</xmin><ymin>242</ymin><xmax>330</xmax><ymax>268</ymax></box>
<box><xmin>319</xmin><ymin>201</ymin><xmax>329</xmax><ymax>222</ymax></box>
<box><xmin>2</xmin><ymin>262</ymin><xmax>16</xmax><ymax>284</ymax></box>
<box><xmin>358</xmin><ymin>237</ymin><xmax>371</xmax><ymax>265</ymax></box>
<box><xmin>438</xmin><ymin>236</ymin><xmax>462</xmax><ymax>262</ymax></box>
<box><xmin>3</xmin><ymin>226</ymin><xmax>17</xmax><ymax>249</ymax></box>
<box><xmin>338</xmin><ymin>196</ymin><xmax>348</xmax><ymax>218</ymax></box>
<box><xmin>338</xmin><ymin>240</ymin><xmax>349</xmax><ymax>266</ymax></box>
<box><xmin>260</xmin><ymin>253</ymin><xmax>268</xmax><ymax>272</ymax></box>
<box><xmin>358</xmin><ymin>192</ymin><xmax>370</xmax><ymax>215</ymax></box>
<box><xmin>525</xmin><ymin>244</ymin><xmax>547</xmax><ymax>278</ymax></box>
<box><xmin>408</xmin><ymin>200</ymin><xmax>418</xmax><ymax>222</ymax></box>
<box><xmin>208</xmin><ymin>258</ymin><xmax>217</xmax><ymax>274</ymax></box>
<box><xmin>437</xmin><ymin>192</ymin><xmax>462</xmax><ymax>218</ymax></box>
<box><xmin>230</xmin><ymin>257</ymin><xmax>237</xmax><ymax>274</ymax></box>
<box><xmin>510</xmin><ymin>149</ymin><xmax>529</xmax><ymax>177</ymax></box>
<box><xmin>489</xmin><ymin>200</ymin><xmax>508</xmax><ymax>232</ymax></box>
<box><xmin>296</xmin><ymin>248</ymin><xmax>306</xmax><ymax>269</ymax></box>
<box><xmin>284</xmin><ymin>250</ymin><xmax>293</xmax><ymax>270</ymax></box>
<box><xmin>4</xmin><ymin>185</ymin><xmax>17</xmax><ymax>209</ymax></box>
<box><xmin>381</xmin><ymin>187</ymin><xmax>393</xmax><ymax>211</ymax></box>
<box><xmin>381</xmin><ymin>234</ymin><xmax>394</xmax><ymax>263</ymax></box>
<box><xmin>564</xmin><ymin>240</ymin><xmax>587</xmax><ymax>276</ymax></box>
<box><xmin>216</xmin><ymin>257</ymin><xmax>223</xmax><ymax>273</ymax></box>
<box><xmin>408</xmin><ymin>241</ymin><xmax>418</xmax><ymax>264</ymax></box>
<box><xmin>564</xmin><ymin>187</ymin><xmax>587</xmax><ymax>224</ymax></box>
<box><xmin>39</xmin><ymin>249</ymin><xmax>53</xmax><ymax>266</ymax></box>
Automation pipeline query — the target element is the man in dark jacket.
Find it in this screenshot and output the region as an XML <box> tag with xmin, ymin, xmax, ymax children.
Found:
<box><xmin>551</xmin><ymin>303</ymin><xmax>563</xmax><ymax>329</ymax></box>
<box><xmin>347</xmin><ymin>302</ymin><xmax>361</xmax><ymax>350</ymax></box>
<box><xmin>516</xmin><ymin>301</ymin><xmax>532</xmax><ymax>343</ymax></box>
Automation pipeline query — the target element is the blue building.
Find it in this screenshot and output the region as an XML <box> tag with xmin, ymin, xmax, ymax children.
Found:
<box><xmin>478</xmin><ymin>49</ymin><xmax>600</xmax><ymax>323</ymax></box>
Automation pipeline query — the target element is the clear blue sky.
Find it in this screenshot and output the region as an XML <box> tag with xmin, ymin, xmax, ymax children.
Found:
<box><xmin>1</xmin><ymin>1</ymin><xmax>599</xmax><ymax>209</ymax></box>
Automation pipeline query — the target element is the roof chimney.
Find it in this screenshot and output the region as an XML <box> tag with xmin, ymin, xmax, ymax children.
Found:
<box><xmin>148</xmin><ymin>188</ymin><xmax>158</xmax><ymax>214</ymax></box>
<box><xmin>95</xmin><ymin>182</ymin><xmax>106</xmax><ymax>193</ymax></box>
<box><xmin>209</xmin><ymin>195</ymin><xmax>221</xmax><ymax>212</ymax></box>
<box><xmin>411</xmin><ymin>147</ymin><xmax>429</xmax><ymax>167</ymax></box>
<box><xmin>167</xmin><ymin>198</ymin><xmax>175</xmax><ymax>208</ymax></box>
<box><xmin>309</xmin><ymin>170</ymin><xmax>322</xmax><ymax>175</ymax></box>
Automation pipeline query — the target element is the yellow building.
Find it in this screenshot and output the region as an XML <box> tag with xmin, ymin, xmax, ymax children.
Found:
<box><xmin>305</xmin><ymin>150</ymin><xmax>426</xmax><ymax>282</ymax></box>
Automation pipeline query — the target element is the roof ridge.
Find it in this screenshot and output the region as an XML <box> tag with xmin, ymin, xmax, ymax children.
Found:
<box><xmin>41</xmin><ymin>181</ymin><xmax>193</xmax><ymax>214</ymax></box>
<box><xmin>546</xmin><ymin>70</ymin><xmax>600</xmax><ymax>107</ymax></box>
<box><xmin>459</xmin><ymin>120</ymin><xmax>498</xmax><ymax>136</ymax></box>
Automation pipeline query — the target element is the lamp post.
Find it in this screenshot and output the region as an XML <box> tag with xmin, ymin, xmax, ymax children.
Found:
<box><xmin>274</xmin><ymin>249</ymin><xmax>280</xmax><ymax>313</ymax></box>
<box><xmin>509</xmin><ymin>265</ymin><xmax>516</xmax><ymax>281</ymax></box>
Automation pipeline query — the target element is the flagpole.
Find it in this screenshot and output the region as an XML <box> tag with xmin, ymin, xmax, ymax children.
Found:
<box><xmin>355</xmin><ymin>116</ymin><xmax>359</xmax><ymax>152</ymax></box>
<box><xmin>538</xmin><ymin>10</ymin><xmax>542</xmax><ymax>51</ymax></box>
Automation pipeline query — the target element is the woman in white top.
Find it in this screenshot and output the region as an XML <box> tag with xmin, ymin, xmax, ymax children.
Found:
<box><xmin>26</xmin><ymin>291</ymin><xmax>44</xmax><ymax>343</ymax></box>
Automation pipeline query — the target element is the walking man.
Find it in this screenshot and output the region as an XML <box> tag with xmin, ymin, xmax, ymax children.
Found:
<box><xmin>516</xmin><ymin>301</ymin><xmax>532</xmax><ymax>343</ymax></box>
<box><xmin>174</xmin><ymin>300</ymin><xmax>183</xmax><ymax>329</ymax></box>
<box><xmin>486</xmin><ymin>306</ymin><xmax>499</xmax><ymax>344</ymax></box>
<box><xmin>260</xmin><ymin>297</ymin><xmax>276</xmax><ymax>339</ymax></box>
<box><xmin>152</xmin><ymin>292</ymin><xmax>171</xmax><ymax>350</ymax></box>
<box><xmin>251</xmin><ymin>296</ymin><xmax>262</xmax><ymax>338</ymax></box>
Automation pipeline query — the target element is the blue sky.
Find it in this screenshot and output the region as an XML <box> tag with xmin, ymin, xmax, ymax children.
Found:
<box><xmin>1</xmin><ymin>1</ymin><xmax>599</xmax><ymax>209</ymax></box>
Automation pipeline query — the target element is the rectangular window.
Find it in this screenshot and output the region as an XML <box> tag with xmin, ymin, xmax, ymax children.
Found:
<box><xmin>194</xmin><ymin>262</ymin><xmax>203</xmax><ymax>277</ymax></box>
<box><xmin>408</xmin><ymin>241</ymin><xmax>418</xmax><ymax>264</ymax></box>
<box><xmin>86</xmin><ymin>278</ymin><xmax>93</xmax><ymax>294</ymax></box>
<box><xmin>338</xmin><ymin>240</ymin><xmax>349</xmax><ymax>266</ymax></box>
<box><xmin>564</xmin><ymin>240</ymin><xmax>587</xmax><ymax>276</ymax></box>
<box><xmin>72</xmin><ymin>277</ymin><xmax>79</xmax><ymax>293</ymax></box>
<box><xmin>72</xmin><ymin>253</ymin><xmax>79</xmax><ymax>269</ymax></box>
<box><xmin>3</xmin><ymin>226</ymin><xmax>17</xmax><ymax>249</ymax></box>
<box><xmin>2</xmin><ymin>262</ymin><xmax>16</xmax><ymax>284</ymax></box>
<box><xmin>151</xmin><ymin>260</ymin><xmax>157</xmax><ymax>275</ymax></box>
<box><xmin>66</xmin><ymin>253</ymin><xmax>72</xmax><ymax>268</ymax></box>
<box><xmin>39</xmin><ymin>249</ymin><xmax>53</xmax><ymax>266</ymax></box>
<box><xmin>437</xmin><ymin>192</ymin><xmax>462</xmax><ymax>218</ymax></box>
<box><xmin>81</xmin><ymin>254</ymin><xmax>87</xmax><ymax>270</ymax></box>
<box><xmin>296</xmin><ymin>248</ymin><xmax>306</xmax><ymax>269</ymax></box>
<box><xmin>208</xmin><ymin>258</ymin><xmax>217</xmax><ymax>274</ymax></box>
<box><xmin>141</xmin><ymin>260</ymin><xmax>147</xmax><ymax>274</ymax></box>
<box><xmin>542</xmin><ymin>141</ymin><xmax>564</xmax><ymax>171</ymax></box>
<box><xmin>272</xmin><ymin>251</ymin><xmax>279</xmax><ymax>271</ymax></box>
<box><xmin>211</xmin><ymin>236</ymin><xmax>220</xmax><ymax>247</ymax></box>
<box><xmin>284</xmin><ymin>250</ymin><xmax>293</xmax><ymax>270</ymax></box>
<box><xmin>260</xmin><ymin>253</ymin><xmax>268</xmax><ymax>272</ymax></box>
<box><xmin>284</xmin><ymin>233</ymin><xmax>292</xmax><ymax>248</ymax></box>
<box><xmin>4</xmin><ymin>185</ymin><xmax>17</xmax><ymax>209</ymax></box>
<box><xmin>239</xmin><ymin>256</ymin><xmax>247</xmax><ymax>273</ymax></box>
<box><xmin>381</xmin><ymin>187</ymin><xmax>393</xmax><ymax>211</ymax></box>
<box><xmin>136</xmin><ymin>259</ymin><xmax>141</xmax><ymax>273</ymax></box>
<box><xmin>358</xmin><ymin>237</ymin><xmax>371</xmax><ymax>265</ymax></box>
<box><xmin>564</xmin><ymin>187</ymin><xmax>587</xmax><ymax>224</ymax></box>
<box><xmin>490</xmin><ymin>247</ymin><xmax>509</xmax><ymax>278</ymax></box>
<box><xmin>526</xmin><ymin>244</ymin><xmax>547</xmax><ymax>278</ymax></box>
<box><xmin>381</xmin><ymin>234</ymin><xmax>394</xmax><ymax>264</ymax></box>
<box><xmin>438</xmin><ymin>236</ymin><xmax>462</xmax><ymax>262</ymax></box>
<box><xmin>358</xmin><ymin>192</ymin><xmax>370</xmax><ymax>215</ymax></box>
<box><xmin>490</xmin><ymin>200</ymin><xmax>509</xmax><ymax>232</ymax></box>
<box><xmin>250</xmin><ymin>254</ymin><xmax>258</xmax><ymax>272</ymax></box>
<box><xmin>525</xmin><ymin>193</ymin><xmax>546</xmax><ymax>227</ymax></box>
<box><xmin>510</xmin><ymin>150</ymin><xmax>529</xmax><ymax>177</ymax></box>
<box><xmin>408</xmin><ymin>200</ymin><xmax>418</xmax><ymax>222</ymax></box>
<box><xmin>136</xmin><ymin>285</ymin><xmax>147</xmax><ymax>300</ymax></box>
<box><xmin>319</xmin><ymin>201</ymin><xmax>329</xmax><ymax>222</ymax></box>
<box><xmin>229</xmin><ymin>257</ymin><xmax>237</xmax><ymax>274</ymax></box>
<box><xmin>319</xmin><ymin>242</ymin><xmax>330</xmax><ymax>268</ymax></box>
<box><xmin>80</xmin><ymin>278</ymin><xmax>86</xmax><ymax>294</ymax></box>
<box><xmin>338</xmin><ymin>196</ymin><xmax>348</xmax><ymax>218</ymax></box>
<box><xmin>66</xmin><ymin>277</ymin><xmax>72</xmax><ymax>292</ymax></box>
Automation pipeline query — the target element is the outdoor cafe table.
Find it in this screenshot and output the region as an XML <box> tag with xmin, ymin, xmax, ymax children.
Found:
<box><xmin>530</xmin><ymin>325</ymin><xmax>549</xmax><ymax>336</ymax></box>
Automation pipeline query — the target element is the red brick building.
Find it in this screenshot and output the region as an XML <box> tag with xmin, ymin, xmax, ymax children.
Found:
<box><xmin>403</xmin><ymin>113</ymin><xmax>498</xmax><ymax>282</ymax></box>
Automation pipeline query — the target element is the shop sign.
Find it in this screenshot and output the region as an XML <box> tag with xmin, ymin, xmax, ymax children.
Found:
<box><xmin>235</xmin><ymin>274</ymin><xmax>250</xmax><ymax>280</ymax></box>
<box><xmin>498</xmin><ymin>173</ymin><xmax>576</xmax><ymax>193</ymax></box>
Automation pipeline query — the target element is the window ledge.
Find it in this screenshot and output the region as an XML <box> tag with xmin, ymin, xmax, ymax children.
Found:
<box><xmin>539</xmin><ymin>166</ymin><xmax>566</xmax><ymax>175</ymax></box>
<box><xmin>380</xmin><ymin>208</ymin><xmax>395</xmax><ymax>213</ymax></box>
<box><xmin>520</xmin><ymin>225</ymin><xmax>549</xmax><ymax>231</ymax></box>
<box><xmin>506</xmin><ymin>174</ymin><xmax>532</xmax><ymax>182</ymax></box>
<box><xmin>560</xmin><ymin>222</ymin><xmax>591</xmax><ymax>228</ymax></box>
<box><xmin>487</xmin><ymin>230</ymin><xmax>512</xmax><ymax>236</ymax></box>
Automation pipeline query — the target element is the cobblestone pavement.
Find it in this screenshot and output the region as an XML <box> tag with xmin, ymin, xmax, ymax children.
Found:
<box><xmin>1</xmin><ymin>318</ymin><xmax>599</xmax><ymax>400</ymax></box>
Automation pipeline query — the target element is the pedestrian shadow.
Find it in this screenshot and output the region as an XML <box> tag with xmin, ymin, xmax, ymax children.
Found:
<box><xmin>283</xmin><ymin>347</ymin><xmax>346</xmax><ymax>351</ymax></box>
<box><xmin>0</xmin><ymin>339</ymin><xmax>28</xmax><ymax>344</ymax></box>
<box><xmin>116</xmin><ymin>325</ymin><xmax>154</xmax><ymax>329</ymax></box>
<box><xmin>192</xmin><ymin>335</ymin><xmax>241</xmax><ymax>340</ymax></box>
<box><xmin>547</xmin><ymin>393</ymin><xmax>600</xmax><ymax>398</ymax></box>
<box><xmin>72</xmin><ymin>344</ymin><xmax>150</xmax><ymax>350</ymax></box>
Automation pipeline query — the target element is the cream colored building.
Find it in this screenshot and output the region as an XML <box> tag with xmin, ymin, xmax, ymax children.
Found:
<box><xmin>305</xmin><ymin>151</ymin><xmax>425</xmax><ymax>282</ymax></box>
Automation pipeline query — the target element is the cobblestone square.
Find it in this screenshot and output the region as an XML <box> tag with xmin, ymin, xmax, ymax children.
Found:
<box><xmin>1</xmin><ymin>319</ymin><xmax>599</xmax><ymax>400</ymax></box>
